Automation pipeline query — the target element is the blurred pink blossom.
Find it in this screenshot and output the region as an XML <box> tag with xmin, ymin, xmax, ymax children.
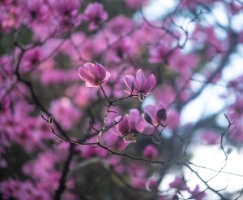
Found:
<box><xmin>143</xmin><ymin>144</ymin><xmax>158</xmax><ymax>159</ymax></box>
<box><xmin>169</xmin><ymin>176</ymin><xmax>189</xmax><ymax>191</ymax></box>
<box><xmin>125</xmin><ymin>0</ymin><xmax>148</xmax><ymax>9</ymax></box>
<box><xmin>20</xmin><ymin>47</ymin><xmax>43</xmax><ymax>72</ymax></box>
<box><xmin>107</xmin><ymin>15</ymin><xmax>134</xmax><ymax>35</ymax></box>
<box><xmin>190</xmin><ymin>185</ymin><xmax>206</xmax><ymax>200</ymax></box>
<box><xmin>229</xmin><ymin>120</ymin><xmax>243</xmax><ymax>144</ymax></box>
<box><xmin>199</xmin><ymin>130</ymin><xmax>220</xmax><ymax>145</ymax></box>
<box><xmin>49</xmin><ymin>97</ymin><xmax>81</xmax><ymax>130</ymax></box>
<box><xmin>83</xmin><ymin>2</ymin><xmax>108</xmax><ymax>30</ymax></box>
<box><xmin>149</xmin><ymin>42</ymin><xmax>169</xmax><ymax>64</ymax></box>
<box><xmin>80</xmin><ymin>145</ymin><xmax>107</xmax><ymax>158</ymax></box>
<box><xmin>0</xmin><ymin>179</ymin><xmax>51</xmax><ymax>200</ymax></box>
<box><xmin>228</xmin><ymin>97</ymin><xmax>243</xmax><ymax>120</ymax></box>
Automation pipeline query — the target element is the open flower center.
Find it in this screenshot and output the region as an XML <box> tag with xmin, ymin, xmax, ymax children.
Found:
<box><xmin>123</xmin><ymin>131</ymin><xmax>139</xmax><ymax>143</ymax></box>
<box><xmin>138</xmin><ymin>93</ymin><xmax>145</xmax><ymax>102</ymax></box>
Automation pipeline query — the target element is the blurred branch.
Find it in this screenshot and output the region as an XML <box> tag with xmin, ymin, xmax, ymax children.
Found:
<box><xmin>54</xmin><ymin>144</ymin><xmax>75</xmax><ymax>200</ymax></box>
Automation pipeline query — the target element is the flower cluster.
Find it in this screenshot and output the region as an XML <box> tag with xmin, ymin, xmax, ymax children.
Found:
<box><xmin>1</xmin><ymin>0</ymin><xmax>242</xmax><ymax>200</ymax></box>
<box><xmin>78</xmin><ymin>62</ymin><xmax>156</xmax><ymax>102</ymax></box>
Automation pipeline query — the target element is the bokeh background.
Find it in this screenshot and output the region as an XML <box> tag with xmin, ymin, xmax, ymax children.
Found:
<box><xmin>1</xmin><ymin>0</ymin><xmax>243</xmax><ymax>199</ymax></box>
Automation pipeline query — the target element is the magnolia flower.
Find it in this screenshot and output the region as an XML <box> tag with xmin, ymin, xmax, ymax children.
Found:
<box><xmin>83</xmin><ymin>2</ymin><xmax>108</xmax><ymax>30</ymax></box>
<box><xmin>78</xmin><ymin>62</ymin><xmax>111</xmax><ymax>87</ymax></box>
<box><xmin>124</xmin><ymin>69</ymin><xmax>156</xmax><ymax>101</ymax></box>
<box><xmin>143</xmin><ymin>145</ymin><xmax>158</xmax><ymax>159</ymax></box>
<box><xmin>115</xmin><ymin>109</ymin><xmax>145</xmax><ymax>142</ymax></box>
<box><xmin>144</xmin><ymin>104</ymin><xmax>166</xmax><ymax>127</ymax></box>
<box><xmin>169</xmin><ymin>176</ymin><xmax>189</xmax><ymax>191</ymax></box>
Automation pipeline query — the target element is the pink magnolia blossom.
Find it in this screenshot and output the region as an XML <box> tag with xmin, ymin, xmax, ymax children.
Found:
<box><xmin>125</xmin><ymin>0</ymin><xmax>148</xmax><ymax>9</ymax></box>
<box><xmin>153</xmin><ymin>85</ymin><xmax>176</xmax><ymax>107</ymax></box>
<box><xmin>169</xmin><ymin>176</ymin><xmax>189</xmax><ymax>191</ymax></box>
<box><xmin>229</xmin><ymin>120</ymin><xmax>243</xmax><ymax>144</ymax></box>
<box><xmin>80</xmin><ymin>145</ymin><xmax>107</xmax><ymax>158</ymax></box>
<box><xmin>228</xmin><ymin>97</ymin><xmax>243</xmax><ymax>120</ymax></box>
<box><xmin>40</xmin><ymin>69</ymin><xmax>67</xmax><ymax>86</ymax></box>
<box><xmin>83</xmin><ymin>2</ymin><xmax>108</xmax><ymax>30</ymax></box>
<box><xmin>106</xmin><ymin>38</ymin><xmax>131</xmax><ymax>63</ymax></box>
<box><xmin>0</xmin><ymin>2</ymin><xmax>23</xmax><ymax>33</ymax></box>
<box><xmin>22</xmin><ymin>150</ymin><xmax>62</xmax><ymax>192</ymax></box>
<box><xmin>190</xmin><ymin>185</ymin><xmax>206</xmax><ymax>200</ymax></box>
<box><xmin>124</xmin><ymin>69</ymin><xmax>156</xmax><ymax>101</ymax></box>
<box><xmin>107</xmin><ymin>15</ymin><xmax>134</xmax><ymax>35</ymax></box>
<box><xmin>52</xmin><ymin>0</ymin><xmax>79</xmax><ymax>17</ymax></box>
<box><xmin>180</xmin><ymin>0</ymin><xmax>218</xmax><ymax>10</ymax></box>
<box><xmin>49</xmin><ymin>97</ymin><xmax>81</xmax><ymax>130</ymax></box>
<box><xmin>130</xmin><ymin>176</ymin><xmax>146</xmax><ymax>189</ymax></box>
<box><xmin>149</xmin><ymin>43</ymin><xmax>169</xmax><ymax>63</ymax></box>
<box><xmin>229</xmin><ymin>1</ymin><xmax>243</xmax><ymax>15</ymax></box>
<box><xmin>143</xmin><ymin>144</ymin><xmax>158</xmax><ymax>159</ymax></box>
<box><xmin>114</xmin><ymin>109</ymin><xmax>145</xmax><ymax>142</ymax></box>
<box><xmin>166</xmin><ymin>109</ymin><xmax>180</xmax><ymax>130</ymax></box>
<box><xmin>51</xmin><ymin>0</ymin><xmax>81</xmax><ymax>27</ymax></box>
<box><xmin>0</xmin><ymin>179</ymin><xmax>51</xmax><ymax>200</ymax></box>
<box><xmin>199</xmin><ymin>130</ymin><xmax>220</xmax><ymax>145</ymax></box>
<box><xmin>144</xmin><ymin>104</ymin><xmax>166</xmax><ymax>127</ymax></box>
<box><xmin>78</xmin><ymin>62</ymin><xmax>111</xmax><ymax>87</ymax></box>
<box><xmin>192</xmin><ymin>26</ymin><xmax>225</xmax><ymax>59</ymax></box>
<box><xmin>170</xmin><ymin>53</ymin><xmax>198</xmax><ymax>78</ymax></box>
<box><xmin>26</xmin><ymin>0</ymin><xmax>48</xmax><ymax>23</ymax></box>
<box><xmin>20</xmin><ymin>47</ymin><xmax>43</xmax><ymax>72</ymax></box>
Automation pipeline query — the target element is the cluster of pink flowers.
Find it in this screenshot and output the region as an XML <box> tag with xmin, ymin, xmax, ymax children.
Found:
<box><xmin>1</xmin><ymin>0</ymin><xmax>242</xmax><ymax>199</ymax></box>
<box><xmin>78</xmin><ymin>62</ymin><xmax>156</xmax><ymax>102</ymax></box>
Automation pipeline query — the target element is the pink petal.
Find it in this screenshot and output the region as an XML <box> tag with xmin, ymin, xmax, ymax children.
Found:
<box><xmin>78</xmin><ymin>67</ymin><xmax>97</xmax><ymax>84</ymax></box>
<box><xmin>85</xmin><ymin>82</ymin><xmax>98</xmax><ymax>87</ymax></box>
<box><xmin>100</xmin><ymin>71</ymin><xmax>111</xmax><ymax>84</ymax></box>
<box><xmin>144</xmin><ymin>105</ymin><xmax>158</xmax><ymax>124</ymax></box>
<box><xmin>101</xmin><ymin>12</ymin><xmax>108</xmax><ymax>21</ymax></box>
<box><xmin>124</xmin><ymin>75</ymin><xmax>135</xmax><ymax>90</ymax></box>
<box><xmin>143</xmin><ymin>145</ymin><xmax>158</xmax><ymax>159</ymax></box>
<box><xmin>136</xmin><ymin>117</ymin><xmax>146</xmax><ymax>132</ymax></box>
<box><xmin>117</xmin><ymin>116</ymin><xmax>129</xmax><ymax>134</ymax></box>
<box><xmin>94</xmin><ymin>63</ymin><xmax>106</xmax><ymax>80</ymax></box>
<box><xmin>143</xmin><ymin>74</ymin><xmax>156</xmax><ymax>95</ymax></box>
<box><xmin>124</xmin><ymin>90</ymin><xmax>138</xmax><ymax>95</ymax></box>
<box><xmin>157</xmin><ymin>103</ymin><xmax>165</xmax><ymax>109</ymax></box>
<box><xmin>128</xmin><ymin>109</ymin><xmax>139</xmax><ymax>131</ymax></box>
<box><xmin>133</xmin><ymin>79</ymin><xmax>141</xmax><ymax>92</ymax></box>
<box><xmin>136</xmin><ymin>69</ymin><xmax>146</xmax><ymax>89</ymax></box>
<box><xmin>83</xmin><ymin>63</ymin><xmax>96</xmax><ymax>75</ymax></box>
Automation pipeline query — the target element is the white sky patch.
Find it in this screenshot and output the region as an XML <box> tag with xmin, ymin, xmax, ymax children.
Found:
<box><xmin>212</xmin><ymin>2</ymin><xmax>229</xmax><ymax>27</ymax></box>
<box><xmin>184</xmin><ymin>145</ymin><xmax>243</xmax><ymax>196</ymax></box>
<box><xmin>159</xmin><ymin>145</ymin><xmax>243</xmax><ymax>198</ymax></box>
<box><xmin>232</xmin><ymin>12</ymin><xmax>243</xmax><ymax>32</ymax></box>
<box><xmin>140</xmin><ymin>0</ymin><xmax>177</xmax><ymax>21</ymax></box>
<box><xmin>141</xmin><ymin>95</ymin><xmax>156</xmax><ymax>110</ymax></box>
<box><xmin>222</xmin><ymin>47</ymin><xmax>243</xmax><ymax>82</ymax></box>
<box><xmin>180</xmin><ymin>84</ymin><xmax>227</xmax><ymax>125</ymax></box>
<box><xmin>180</xmin><ymin>46</ymin><xmax>243</xmax><ymax>125</ymax></box>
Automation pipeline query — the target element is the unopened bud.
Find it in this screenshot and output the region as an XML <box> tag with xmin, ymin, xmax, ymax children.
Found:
<box><xmin>144</xmin><ymin>112</ymin><xmax>152</xmax><ymax>124</ymax></box>
<box><xmin>157</xmin><ymin>108</ymin><xmax>166</xmax><ymax>121</ymax></box>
